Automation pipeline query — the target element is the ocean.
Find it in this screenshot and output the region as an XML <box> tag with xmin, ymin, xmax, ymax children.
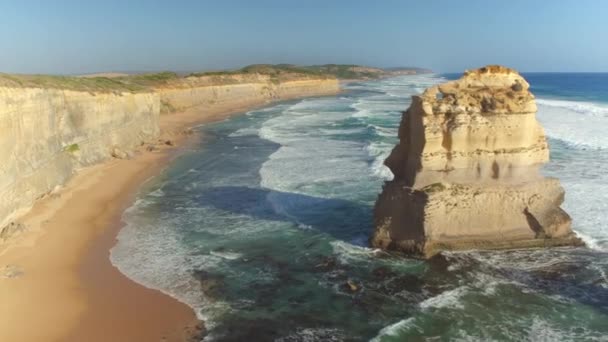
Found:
<box><xmin>110</xmin><ymin>73</ymin><xmax>608</xmax><ymax>341</ymax></box>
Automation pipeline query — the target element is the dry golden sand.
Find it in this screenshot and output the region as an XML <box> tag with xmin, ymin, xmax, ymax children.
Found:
<box><xmin>0</xmin><ymin>100</ymin><xmax>288</xmax><ymax>342</ymax></box>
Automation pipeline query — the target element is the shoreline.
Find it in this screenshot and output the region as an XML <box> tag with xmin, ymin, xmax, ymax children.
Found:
<box><xmin>0</xmin><ymin>94</ymin><xmax>338</xmax><ymax>341</ymax></box>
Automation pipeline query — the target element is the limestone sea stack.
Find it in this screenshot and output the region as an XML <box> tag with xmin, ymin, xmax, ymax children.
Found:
<box><xmin>372</xmin><ymin>65</ymin><xmax>583</xmax><ymax>258</ymax></box>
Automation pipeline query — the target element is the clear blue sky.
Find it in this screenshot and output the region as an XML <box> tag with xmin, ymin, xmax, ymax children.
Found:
<box><xmin>1</xmin><ymin>0</ymin><xmax>607</xmax><ymax>74</ymax></box>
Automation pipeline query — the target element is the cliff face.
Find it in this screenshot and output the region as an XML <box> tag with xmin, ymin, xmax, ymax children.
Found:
<box><xmin>0</xmin><ymin>88</ymin><xmax>160</xmax><ymax>231</ymax></box>
<box><xmin>0</xmin><ymin>75</ymin><xmax>340</xmax><ymax>240</ymax></box>
<box><xmin>157</xmin><ymin>77</ymin><xmax>339</xmax><ymax>113</ymax></box>
<box><xmin>373</xmin><ymin>66</ymin><xmax>582</xmax><ymax>257</ymax></box>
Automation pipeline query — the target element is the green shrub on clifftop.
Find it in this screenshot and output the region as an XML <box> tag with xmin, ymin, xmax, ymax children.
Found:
<box><xmin>64</xmin><ymin>143</ymin><xmax>80</xmax><ymax>153</ymax></box>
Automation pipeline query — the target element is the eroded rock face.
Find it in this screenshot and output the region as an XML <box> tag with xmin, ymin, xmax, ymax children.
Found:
<box><xmin>0</xmin><ymin>76</ymin><xmax>340</xmax><ymax>239</ymax></box>
<box><xmin>373</xmin><ymin>65</ymin><xmax>583</xmax><ymax>257</ymax></box>
<box><xmin>0</xmin><ymin>88</ymin><xmax>160</xmax><ymax>232</ymax></box>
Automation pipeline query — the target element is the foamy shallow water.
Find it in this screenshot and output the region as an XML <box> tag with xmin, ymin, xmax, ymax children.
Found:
<box><xmin>111</xmin><ymin>74</ymin><xmax>608</xmax><ymax>341</ymax></box>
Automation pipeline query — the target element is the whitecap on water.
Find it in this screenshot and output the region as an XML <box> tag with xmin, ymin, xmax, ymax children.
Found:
<box><xmin>209</xmin><ymin>250</ymin><xmax>243</xmax><ymax>260</ymax></box>
<box><xmin>366</xmin><ymin>124</ymin><xmax>397</xmax><ymax>137</ymax></box>
<box><xmin>524</xmin><ymin>317</ymin><xmax>608</xmax><ymax>342</ymax></box>
<box><xmin>110</xmin><ymin>74</ymin><xmax>608</xmax><ymax>340</ymax></box>
<box><xmin>110</xmin><ymin>212</ymin><xmax>226</xmax><ymax>325</ymax></box>
<box><xmin>228</xmin><ymin>126</ymin><xmax>259</xmax><ymax>137</ymax></box>
<box><xmin>258</xmin><ymin>97</ymin><xmax>376</xmax><ymax>198</ymax></box>
<box><xmin>535</xmin><ymin>97</ymin><xmax>608</xmax><ymax>251</ymax></box>
<box><xmin>419</xmin><ymin>286</ymin><xmax>468</xmax><ymax>310</ymax></box>
<box><xmin>330</xmin><ymin>240</ymin><xmax>380</xmax><ymax>264</ymax></box>
<box><xmin>366</xmin><ymin>141</ymin><xmax>394</xmax><ymax>180</ymax></box>
<box><xmin>370</xmin><ymin>317</ymin><xmax>418</xmax><ymax>342</ymax></box>
<box><xmin>148</xmin><ymin>188</ymin><xmax>165</xmax><ymax>197</ymax></box>
<box><xmin>275</xmin><ymin>328</ymin><xmax>347</xmax><ymax>342</ymax></box>
<box><xmin>257</xmin><ymin>74</ymin><xmax>444</xmax><ymax>200</ymax></box>
<box><xmin>537</xmin><ymin>98</ymin><xmax>608</xmax><ymax>149</ymax></box>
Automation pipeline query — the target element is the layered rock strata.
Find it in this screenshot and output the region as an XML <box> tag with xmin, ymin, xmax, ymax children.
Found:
<box><xmin>0</xmin><ymin>76</ymin><xmax>340</xmax><ymax>237</ymax></box>
<box><xmin>157</xmin><ymin>76</ymin><xmax>339</xmax><ymax>113</ymax></box>
<box><xmin>0</xmin><ymin>88</ymin><xmax>160</xmax><ymax>233</ymax></box>
<box><xmin>372</xmin><ymin>65</ymin><xmax>583</xmax><ymax>257</ymax></box>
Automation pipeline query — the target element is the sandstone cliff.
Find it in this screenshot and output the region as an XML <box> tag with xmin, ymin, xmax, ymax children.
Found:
<box><xmin>372</xmin><ymin>65</ymin><xmax>583</xmax><ymax>257</ymax></box>
<box><xmin>157</xmin><ymin>75</ymin><xmax>339</xmax><ymax>113</ymax></box>
<box><xmin>0</xmin><ymin>74</ymin><xmax>339</xmax><ymax>239</ymax></box>
<box><xmin>0</xmin><ymin>88</ymin><xmax>160</xmax><ymax>235</ymax></box>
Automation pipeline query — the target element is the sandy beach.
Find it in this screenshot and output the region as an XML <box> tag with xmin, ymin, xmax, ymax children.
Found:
<box><xmin>0</xmin><ymin>100</ymin><xmax>295</xmax><ymax>342</ymax></box>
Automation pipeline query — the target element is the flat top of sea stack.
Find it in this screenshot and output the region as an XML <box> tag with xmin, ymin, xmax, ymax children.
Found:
<box><xmin>419</xmin><ymin>65</ymin><xmax>535</xmax><ymax>115</ymax></box>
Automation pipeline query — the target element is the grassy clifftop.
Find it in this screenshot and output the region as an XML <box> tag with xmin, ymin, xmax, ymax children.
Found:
<box><xmin>0</xmin><ymin>64</ymin><xmax>431</xmax><ymax>92</ymax></box>
<box><xmin>0</xmin><ymin>67</ymin><xmax>328</xmax><ymax>92</ymax></box>
<box><xmin>0</xmin><ymin>72</ymin><xmax>181</xmax><ymax>92</ymax></box>
<box><xmin>193</xmin><ymin>64</ymin><xmax>433</xmax><ymax>80</ymax></box>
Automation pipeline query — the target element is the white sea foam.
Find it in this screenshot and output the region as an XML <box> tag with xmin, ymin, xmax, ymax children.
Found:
<box><xmin>413</xmin><ymin>87</ymin><xmax>425</xmax><ymax>94</ymax></box>
<box><xmin>536</xmin><ymin>98</ymin><xmax>608</xmax><ymax>117</ymax></box>
<box><xmin>148</xmin><ymin>188</ymin><xmax>165</xmax><ymax>197</ymax></box>
<box><xmin>329</xmin><ymin>240</ymin><xmax>424</xmax><ymax>273</ymax></box>
<box><xmin>542</xmin><ymin>149</ymin><xmax>608</xmax><ymax>251</ymax></box>
<box><xmin>419</xmin><ymin>286</ymin><xmax>468</xmax><ymax>310</ymax></box>
<box><xmin>258</xmin><ymin>75</ymin><xmax>444</xmax><ymax>199</ymax></box>
<box><xmin>109</xmin><ymin>73</ymin><xmax>608</xmax><ymax>341</ymax></box>
<box><xmin>258</xmin><ymin>98</ymin><xmax>377</xmax><ymax>198</ymax></box>
<box><xmin>228</xmin><ymin>126</ymin><xmax>259</xmax><ymax>137</ymax></box>
<box><xmin>111</xmin><ymin>196</ymin><xmax>244</xmax><ymax>327</ymax></box>
<box><xmin>275</xmin><ymin>328</ymin><xmax>346</xmax><ymax>342</ymax></box>
<box><xmin>318</xmin><ymin>127</ymin><xmax>367</xmax><ymax>135</ymax></box>
<box><xmin>593</xmin><ymin>265</ymin><xmax>608</xmax><ymax>289</ymax></box>
<box><xmin>560</xmin><ymin>185</ymin><xmax>608</xmax><ymax>252</ymax></box>
<box><xmin>330</xmin><ymin>240</ymin><xmax>380</xmax><ymax>264</ymax></box>
<box><xmin>525</xmin><ymin>318</ymin><xmax>590</xmax><ymax>342</ymax></box>
<box><xmin>111</xmin><ymin>212</ymin><xmax>224</xmax><ymax>324</ymax></box>
<box><xmin>210</xmin><ymin>250</ymin><xmax>243</xmax><ymax>260</ymax></box>
<box><xmin>343</xmin><ymin>75</ymin><xmax>444</xmax><ymax>183</ymax></box>
<box><xmin>370</xmin><ymin>317</ymin><xmax>417</xmax><ymax>342</ymax></box>
<box><xmin>367</xmin><ymin>124</ymin><xmax>397</xmax><ymax>137</ymax></box>
<box><xmin>574</xmin><ymin>231</ymin><xmax>605</xmax><ymax>251</ymax></box>
<box><xmin>259</xmin><ymin>137</ymin><xmax>368</xmax><ymax>193</ymax></box>
<box><xmin>534</xmin><ymin>96</ymin><xmax>608</xmax><ymax>251</ymax></box>
<box><xmin>537</xmin><ymin>98</ymin><xmax>608</xmax><ymax>149</ymax></box>
<box><xmin>351</xmin><ymin>101</ymin><xmax>404</xmax><ymax>118</ymax></box>
<box><xmin>366</xmin><ymin>141</ymin><xmax>394</xmax><ymax>180</ymax></box>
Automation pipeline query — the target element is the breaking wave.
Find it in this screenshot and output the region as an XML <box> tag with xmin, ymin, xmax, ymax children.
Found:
<box><xmin>110</xmin><ymin>74</ymin><xmax>608</xmax><ymax>340</ymax></box>
<box><xmin>537</xmin><ymin>98</ymin><xmax>608</xmax><ymax>149</ymax></box>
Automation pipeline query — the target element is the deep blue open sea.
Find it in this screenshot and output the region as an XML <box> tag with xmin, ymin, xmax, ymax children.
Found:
<box><xmin>111</xmin><ymin>73</ymin><xmax>608</xmax><ymax>341</ymax></box>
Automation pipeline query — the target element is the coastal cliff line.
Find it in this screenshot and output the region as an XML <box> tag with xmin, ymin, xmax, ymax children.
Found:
<box><xmin>0</xmin><ymin>71</ymin><xmax>340</xmax><ymax>241</ymax></box>
<box><xmin>157</xmin><ymin>74</ymin><xmax>340</xmax><ymax>114</ymax></box>
<box><xmin>373</xmin><ymin>65</ymin><xmax>583</xmax><ymax>257</ymax></box>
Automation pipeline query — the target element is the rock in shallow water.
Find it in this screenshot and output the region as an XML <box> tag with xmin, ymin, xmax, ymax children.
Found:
<box><xmin>372</xmin><ymin>65</ymin><xmax>584</xmax><ymax>258</ymax></box>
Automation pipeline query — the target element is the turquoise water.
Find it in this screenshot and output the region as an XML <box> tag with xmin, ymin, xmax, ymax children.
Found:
<box><xmin>111</xmin><ymin>74</ymin><xmax>608</xmax><ymax>341</ymax></box>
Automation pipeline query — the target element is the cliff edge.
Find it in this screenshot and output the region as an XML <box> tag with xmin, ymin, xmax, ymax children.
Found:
<box><xmin>0</xmin><ymin>70</ymin><xmax>340</xmax><ymax>243</ymax></box>
<box><xmin>372</xmin><ymin>65</ymin><xmax>583</xmax><ymax>257</ymax></box>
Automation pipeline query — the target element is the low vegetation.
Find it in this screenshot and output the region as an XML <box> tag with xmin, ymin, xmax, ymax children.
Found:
<box><xmin>304</xmin><ymin>64</ymin><xmax>385</xmax><ymax>79</ymax></box>
<box><xmin>64</xmin><ymin>143</ymin><xmax>80</xmax><ymax>153</ymax></box>
<box><xmin>189</xmin><ymin>64</ymin><xmax>399</xmax><ymax>80</ymax></box>
<box><xmin>0</xmin><ymin>73</ymin><xmax>146</xmax><ymax>92</ymax></box>
<box><xmin>0</xmin><ymin>64</ymin><xmax>430</xmax><ymax>93</ymax></box>
<box><xmin>160</xmin><ymin>99</ymin><xmax>177</xmax><ymax>114</ymax></box>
